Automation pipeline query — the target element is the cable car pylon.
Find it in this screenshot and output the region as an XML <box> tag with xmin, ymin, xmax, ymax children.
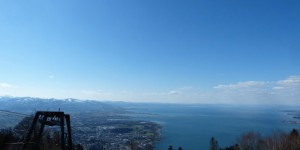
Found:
<box><xmin>22</xmin><ymin>111</ymin><xmax>73</xmax><ymax>150</ymax></box>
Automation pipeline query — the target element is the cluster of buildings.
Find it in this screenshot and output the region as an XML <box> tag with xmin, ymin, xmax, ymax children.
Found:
<box><xmin>72</xmin><ymin>119</ymin><xmax>161</xmax><ymax>150</ymax></box>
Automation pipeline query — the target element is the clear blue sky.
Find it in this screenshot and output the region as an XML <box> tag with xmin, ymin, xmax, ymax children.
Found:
<box><xmin>0</xmin><ymin>0</ymin><xmax>299</xmax><ymax>104</ymax></box>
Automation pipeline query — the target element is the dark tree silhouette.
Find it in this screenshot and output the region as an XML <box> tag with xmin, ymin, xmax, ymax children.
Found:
<box><xmin>14</xmin><ymin>116</ymin><xmax>33</xmax><ymax>139</ymax></box>
<box><xmin>289</xmin><ymin>128</ymin><xmax>299</xmax><ymax>138</ymax></box>
<box><xmin>75</xmin><ymin>144</ymin><xmax>84</xmax><ymax>150</ymax></box>
<box><xmin>209</xmin><ymin>137</ymin><xmax>218</xmax><ymax>150</ymax></box>
<box><xmin>0</xmin><ymin>128</ymin><xmax>17</xmax><ymax>148</ymax></box>
<box><xmin>217</xmin><ymin>129</ymin><xmax>300</xmax><ymax>150</ymax></box>
<box><xmin>287</xmin><ymin>128</ymin><xmax>300</xmax><ymax>150</ymax></box>
<box><xmin>237</xmin><ymin>131</ymin><xmax>262</xmax><ymax>150</ymax></box>
<box><xmin>222</xmin><ymin>144</ymin><xmax>240</xmax><ymax>150</ymax></box>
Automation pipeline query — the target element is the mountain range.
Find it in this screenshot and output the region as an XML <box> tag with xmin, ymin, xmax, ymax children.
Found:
<box><xmin>0</xmin><ymin>96</ymin><xmax>118</xmax><ymax>114</ymax></box>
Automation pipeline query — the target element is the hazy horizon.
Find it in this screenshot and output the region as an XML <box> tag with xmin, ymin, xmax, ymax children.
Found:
<box><xmin>1</xmin><ymin>95</ymin><xmax>300</xmax><ymax>107</ymax></box>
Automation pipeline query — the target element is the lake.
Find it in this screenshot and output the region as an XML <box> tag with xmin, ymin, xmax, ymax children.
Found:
<box><xmin>127</xmin><ymin>104</ymin><xmax>299</xmax><ymax>150</ymax></box>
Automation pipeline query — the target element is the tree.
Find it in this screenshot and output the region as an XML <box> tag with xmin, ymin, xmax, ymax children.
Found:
<box><xmin>264</xmin><ymin>130</ymin><xmax>287</xmax><ymax>150</ymax></box>
<box><xmin>209</xmin><ymin>137</ymin><xmax>218</xmax><ymax>150</ymax></box>
<box><xmin>287</xmin><ymin>128</ymin><xmax>300</xmax><ymax>150</ymax></box>
<box><xmin>168</xmin><ymin>145</ymin><xmax>173</xmax><ymax>150</ymax></box>
<box><xmin>217</xmin><ymin>129</ymin><xmax>300</xmax><ymax>150</ymax></box>
<box><xmin>178</xmin><ymin>146</ymin><xmax>183</xmax><ymax>150</ymax></box>
<box><xmin>237</xmin><ymin>131</ymin><xmax>263</xmax><ymax>150</ymax></box>
<box><xmin>289</xmin><ymin>128</ymin><xmax>299</xmax><ymax>139</ymax></box>
<box><xmin>75</xmin><ymin>144</ymin><xmax>84</xmax><ymax>150</ymax></box>
<box><xmin>0</xmin><ymin>128</ymin><xmax>18</xmax><ymax>149</ymax></box>
<box><xmin>223</xmin><ymin>144</ymin><xmax>240</xmax><ymax>150</ymax></box>
<box><xmin>14</xmin><ymin>116</ymin><xmax>34</xmax><ymax>140</ymax></box>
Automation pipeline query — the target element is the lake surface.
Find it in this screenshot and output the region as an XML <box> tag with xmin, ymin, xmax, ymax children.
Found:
<box><xmin>127</xmin><ymin>104</ymin><xmax>299</xmax><ymax>150</ymax></box>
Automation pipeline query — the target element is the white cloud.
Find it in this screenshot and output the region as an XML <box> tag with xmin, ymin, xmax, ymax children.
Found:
<box><xmin>168</xmin><ymin>91</ymin><xmax>180</xmax><ymax>95</ymax></box>
<box><xmin>0</xmin><ymin>83</ymin><xmax>13</xmax><ymax>88</ymax></box>
<box><xmin>214</xmin><ymin>76</ymin><xmax>300</xmax><ymax>92</ymax></box>
<box><xmin>276</xmin><ymin>75</ymin><xmax>300</xmax><ymax>87</ymax></box>
<box><xmin>2</xmin><ymin>75</ymin><xmax>299</xmax><ymax>104</ymax></box>
<box><xmin>0</xmin><ymin>82</ymin><xmax>20</xmax><ymax>97</ymax></box>
<box><xmin>63</xmin><ymin>77</ymin><xmax>299</xmax><ymax>104</ymax></box>
<box><xmin>273</xmin><ymin>86</ymin><xmax>284</xmax><ymax>90</ymax></box>
<box><xmin>212</xmin><ymin>75</ymin><xmax>300</xmax><ymax>104</ymax></box>
<box><xmin>214</xmin><ymin>81</ymin><xmax>267</xmax><ymax>89</ymax></box>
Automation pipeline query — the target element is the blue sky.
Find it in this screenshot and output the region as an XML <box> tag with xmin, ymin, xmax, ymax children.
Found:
<box><xmin>0</xmin><ymin>0</ymin><xmax>300</xmax><ymax>104</ymax></box>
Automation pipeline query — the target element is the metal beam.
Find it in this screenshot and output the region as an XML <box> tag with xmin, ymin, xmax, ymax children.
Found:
<box><xmin>21</xmin><ymin>111</ymin><xmax>73</xmax><ymax>150</ymax></box>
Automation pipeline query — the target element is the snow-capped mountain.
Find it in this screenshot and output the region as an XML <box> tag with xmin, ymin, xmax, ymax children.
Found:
<box><xmin>0</xmin><ymin>96</ymin><xmax>118</xmax><ymax>114</ymax></box>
